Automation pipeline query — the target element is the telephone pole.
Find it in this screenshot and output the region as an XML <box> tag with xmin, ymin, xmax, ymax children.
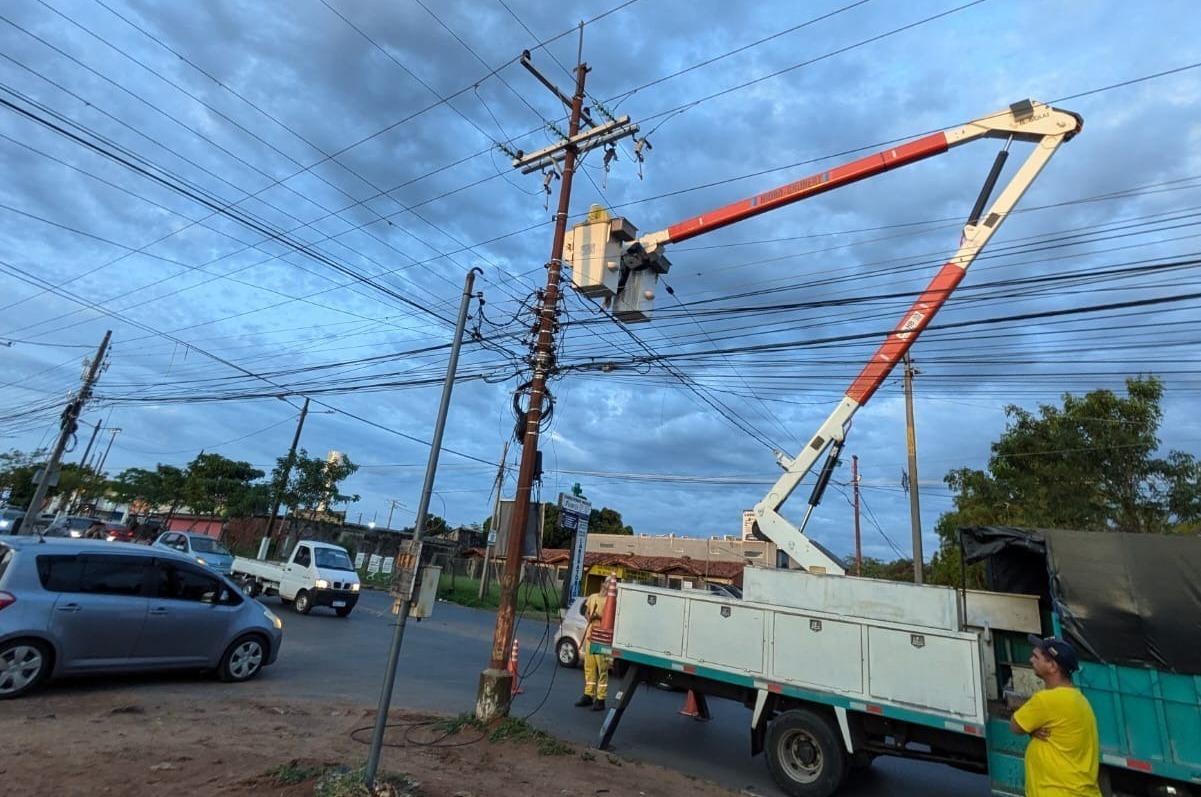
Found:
<box><xmin>903</xmin><ymin>354</ymin><xmax>924</xmax><ymax>584</ymax></box>
<box><xmin>476</xmin><ymin>46</ymin><xmax>638</xmax><ymax>722</ymax></box>
<box><xmin>264</xmin><ymin>396</ymin><xmax>309</xmax><ymax>555</ymax></box>
<box><xmin>852</xmin><ymin>454</ymin><xmax>862</xmax><ymax>576</ymax></box>
<box><xmin>22</xmin><ymin>330</ymin><xmax>111</xmax><ymax>532</ymax></box>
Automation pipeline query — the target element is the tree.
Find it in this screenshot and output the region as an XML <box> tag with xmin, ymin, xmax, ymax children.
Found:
<box><xmin>183</xmin><ymin>453</ymin><xmax>264</xmax><ymax>518</ymax></box>
<box><xmin>275</xmin><ymin>449</ymin><xmax>359</xmax><ymax>517</ymax></box>
<box><xmin>0</xmin><ymin>449</ymin><xmax>48</xmax><ymax>508</ymax></box>
<box><xmin>111</xmin><ymin>464</ymin><xmax>188</xmax><ymax>519</ymax></box>
<box><xmin>928</xmin><ymin>376</ymin><xmax>1201</xmax><ymax>587</ymax></box>
<box><xmin>589</xmin><ymin>506</ymin><xmax>633</xmax><ymax>535</ymax></box>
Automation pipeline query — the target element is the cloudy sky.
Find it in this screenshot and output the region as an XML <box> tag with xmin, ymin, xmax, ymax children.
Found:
<box><xmin>2</xmin><ymin>0</ymin><xmax>1199</xmax><ymax>564</ymax></box>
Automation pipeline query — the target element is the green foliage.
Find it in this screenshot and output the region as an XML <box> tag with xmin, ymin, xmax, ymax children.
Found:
<box><xmin>589</xmin><ymin>506</ymin><xmax>633</xmax><ymax>535</ymax></box>
<box><xmin>857</xmin><ymin>557</ymin><xmax>915</xmax><ymax>582</ymax></box>
<box><xmin>312</xmin><ymin>765</ymin><xmax>418</xmax><ymax>797</ymax></box>
<box><xmin>275</xmin><ymin>448</ymin><xmax>359</xmax><ymax>515</ymax></box>
<box><xmin>267</xmin><ymin>761</ymin><xmax>327</xmax><ymax>785</ymax></box>
<box><xmin>929</xmin><ymin>377</ymin><xmax>1200</xmax><ymax>586</ymax></box>
<box><xmin>111</xmin><ymin>464</ymin><xmax>187</xmax><ymax>515</ymax></box>
<box><xmin>486</xmin><ymin>717</ymin><xmax>574</xmax><ymax>755</ymax></box>
<box><xmin>0</xmin><ymin>449</ymin><xmax>44</xmax><ymax>507</ymax></box>
<box><xmin>183</xmin><ymin>453</ymin><xmax>264</xmax><ymax>518</ymax></box>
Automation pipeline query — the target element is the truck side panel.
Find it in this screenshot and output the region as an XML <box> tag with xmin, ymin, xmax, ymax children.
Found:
<box><xmin>613</xmin><ymin>583</ymin><xmax>986</xmax><ymax>725</ymax></box>
<box><xmin>1082</xmin><ymin>662</ymin><xmax>1201</xmax><ymax>773</ymax></box>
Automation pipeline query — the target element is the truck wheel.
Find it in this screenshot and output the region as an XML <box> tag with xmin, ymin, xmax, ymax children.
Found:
<box><xmin>240</xmin><ymin>578</ymin><xmax>262</xmax><ymax>598</ymax></box>
<box><xmin>293</xmin><ymin>590</ymin><xmax>312</xmax><ymax>615</ymax></box>
<box><xmin>218</xmin><ymin>634</ymin><xmax>267</xmax><ymax>683</ymax></box>
<box><xmin>765</xmin><ymin>709</ymin><xmax>847</xmax><ymax>797</ymax></box>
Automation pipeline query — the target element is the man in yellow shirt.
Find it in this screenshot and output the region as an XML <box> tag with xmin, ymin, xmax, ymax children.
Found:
<box><xmin>1010</xmin><ymin>635</ymin><xmax>1101</xmax><ymax>797</ymax></box>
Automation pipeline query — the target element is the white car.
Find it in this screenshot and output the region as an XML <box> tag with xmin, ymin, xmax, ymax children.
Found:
<box><xmin>554</xmin><ymin>597</ymin><xmax>588</xmax><ymax>668</ymax></box>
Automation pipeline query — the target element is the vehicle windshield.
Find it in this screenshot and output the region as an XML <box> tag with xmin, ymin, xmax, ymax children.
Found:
<box><xmin>190</xmin><ymin>536</ymin><xmax>231</xmax><ymax>556</ymax></box>
<box><xmin>314</xmin><ymin>548</ymin><xmax>354</xmax><ymax>571</ymax></box>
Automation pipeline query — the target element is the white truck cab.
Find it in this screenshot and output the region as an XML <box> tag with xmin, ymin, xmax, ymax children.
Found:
<box><xmin>232</xmin><ymin>540</ymin><xmax>361</xmax><ymax>617</ymax></box>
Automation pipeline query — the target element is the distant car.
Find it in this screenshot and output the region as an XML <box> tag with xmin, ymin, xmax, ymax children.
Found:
<box><xmin>554</xmin><ymin>597</ymin><xmax>588</xmax><ymax>668</ymax></box>
<box><xmin>96</xmin><ymin>522</ymin><xmax>135</xmax><ymax>543</ymax></box>
<box><xmin>0</xmin><ymin>536</ymin><xmax>283</xmax><ymax>699</ymax></box>
<box><xmin>43</xmin><ymin>516</ymin><xmax>98</xmax><ymax>538</ymax></box>
<box><xmin>153</xmin><ymin>531</ymin><xmax>234</xmax><ymax>576</ymax></box>
<box><xmin>0</xmin><ymin>508</ymin><xmax>23</xmax><ymax>535</ymax></box>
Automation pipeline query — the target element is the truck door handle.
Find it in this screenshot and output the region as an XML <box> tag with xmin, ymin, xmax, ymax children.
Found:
<box><xmin>56</xmin><ymin>604</ymin><xmax>81</xmax><ymax>613</ymax></box>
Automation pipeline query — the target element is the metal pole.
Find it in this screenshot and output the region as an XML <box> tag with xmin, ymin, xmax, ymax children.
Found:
<box><xmin>263</xmin><ymin>397</ymin><xmax>308</xmax><ymax>556</ymax></box>
<box><xmin>904</xmin><ymin>354</ymin><xmax>924</xmax><ymax>584</ymax></box>
<box><xmin>852</xmin><ymin>454</ymin><xmax>862</xmax><ymax>576</ymax></box>
<box><xmin>95</xmin><ymin>427</ymin><xmax>121</xmax><ymax>476</ymax></box>
<box><xmin>479</xmin><ymin>62</ymin><xmax>589</xmax><ymax>721</ymax></box>
<box><xmin>78</xmin><ymin>420</ymin><xmax>102</xmax><ymax>469</ymax></box>
<box><xmin>479</xmin><ymin>440</ymin><xmax>508</xmax><ymax>600</ymax></box>
<box><xmin>364</xmin><ymin>267</ymin><xmax>480</xmax><ymax>788</ymax></box>
<box><xmin>22</xmin><ymin>330</ymin><xmax>110</xmax><ymax>532</ymax></box>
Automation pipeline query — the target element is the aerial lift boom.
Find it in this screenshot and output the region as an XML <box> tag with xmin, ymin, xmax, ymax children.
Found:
<box><xmin>621</xmin><ymin>100</ymin><xmax>1082</xmax><ymax>571</ymax></box>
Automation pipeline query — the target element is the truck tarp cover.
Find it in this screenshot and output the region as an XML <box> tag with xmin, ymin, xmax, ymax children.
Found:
<box><xmin>960</xmin><ymin>526</ymin><xmax>1201</xmax><ymax>675</ymax></box>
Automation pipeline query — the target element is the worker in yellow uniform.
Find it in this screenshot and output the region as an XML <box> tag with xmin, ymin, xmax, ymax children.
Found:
<box><xmin>573</xmin><ymin>584</ymin><xmax>611</xmax><ymax>712</ymax></box>
<box><xmin>1010</xmin><ymin>635</ymin><xmax>1101</xmax><ymax>797</ymax></box>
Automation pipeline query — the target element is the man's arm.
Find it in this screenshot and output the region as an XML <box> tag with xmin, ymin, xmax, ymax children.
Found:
<box><xmin>1011</xmin><ymin>695</ymin><xmax>1051</xmax><ymax>740</ymax></box>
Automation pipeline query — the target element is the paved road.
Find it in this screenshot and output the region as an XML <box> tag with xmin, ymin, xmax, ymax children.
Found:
<box><xmin>47</xmin><ymin>590</ymin><xmax>991</xmax><ymax>797</ymax></box>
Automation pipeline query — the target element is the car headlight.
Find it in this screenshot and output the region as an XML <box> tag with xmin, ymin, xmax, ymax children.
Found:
<box><xmin>314</xmin><ymin>578</ymin><xmax>330</xmax><ymax>589</ymax></box>
<box><xmin>350</xmin><ymin>582</ymin><xmax>360</xmax><ymax>593</ymax></box>
<box><xmin>262</xmin><ymin>607</ymin><xmax>283</xmax><ymax>631</ymax></box>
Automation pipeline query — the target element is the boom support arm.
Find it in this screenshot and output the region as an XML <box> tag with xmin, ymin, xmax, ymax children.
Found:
<box><xmin>749</xmin><ymin>100</ymin><xmax>1082</xmax><ymax>571</ymax></box>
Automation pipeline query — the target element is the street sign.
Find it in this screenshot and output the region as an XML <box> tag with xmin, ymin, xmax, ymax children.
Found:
<box><xmin>559</xmin><ymin>492</ymin><xmax>591</xmax><ymax>607</ymax></box>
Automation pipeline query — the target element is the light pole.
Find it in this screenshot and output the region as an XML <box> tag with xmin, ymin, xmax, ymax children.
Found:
<box><xmin>386</xmin><ymin>499</ymin><xmax>405</xmax><ymax>531</ymax></box>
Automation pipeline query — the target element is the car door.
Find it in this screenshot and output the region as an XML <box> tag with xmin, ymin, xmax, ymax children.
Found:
<box><xmin>46</xmin><ymin>553</ymin><xmax>151</xmax><ymax>672</ymax></box>
<box><xmin>280</xmin><ymin>545</ymin><xmax>312</xmax><ymax>599</ymax></box>
<box><xmin>134</xmin><ymin>558</ymin><xmax>233</xmax><ymax>666</ymax></box>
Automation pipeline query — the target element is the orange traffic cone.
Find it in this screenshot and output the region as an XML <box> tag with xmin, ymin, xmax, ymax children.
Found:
<box><xmin>679</xmin><ymin>690</ymin><xmax>708</xmax><ymax>721</ymax></box>
<box><xmin>591</xmin><ymin>575</ymin><xmax>618</xmax><ymax>645</ymax></box>
<box><xmin>509</xmin><ymin>639</ymin><xmax>523</xmax><ymax>696</ymax></box>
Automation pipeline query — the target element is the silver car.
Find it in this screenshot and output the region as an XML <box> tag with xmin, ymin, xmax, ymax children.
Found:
<box><xmin>554</xmin><ymin>597</ymin><xmax>588</xmax><ymax>668</ymax></box>
<box><xmin>0</xmin><ymin>537</ymin><xmax>283</xmax><ymax>699</ymax></box>
<box><xmin>153</xmin><ymin>531</ymin><xmax>235</xmax><ymax>576</ymax></box>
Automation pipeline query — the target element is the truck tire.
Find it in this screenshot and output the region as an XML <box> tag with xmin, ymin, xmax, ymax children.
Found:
<box><xmin>240</xmin><ymin>577</ymin><xmax>262</xmax><ymax>598</ymax></box>
<box><xmin>765</xmin><ymin>708</ymin><xmax>847</xmax><ymax>797</ymax></box>
<box><xmin>294</xmin><ymin>590</ymin><xmax>313</xmax><ymax>615</ymax></box>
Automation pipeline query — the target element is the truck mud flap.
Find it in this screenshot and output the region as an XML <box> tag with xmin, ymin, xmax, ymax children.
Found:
<box><xmin>597</xmin><ymin>663</ymin><xmax>646</xmax><ymax>750</ymax></box>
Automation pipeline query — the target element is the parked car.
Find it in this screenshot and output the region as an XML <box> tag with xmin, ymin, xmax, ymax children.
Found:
<box><xmin>0</xmin><ymin>536</ymin><xmax>283</xmax><ymax>699</ymax></box>
<box><xmin>554</xmin><ymin>597</ymin><xmax>588</xmax><ymax>668</ymax></box>
<box><xmin>153</xmin><ymin>531</ymin><xmax>234</xmax><ymax>576</ymax></box>
<box><xmin>43</xmin><ymin>515</ymin><xmax>98</xmax><ymax>538</ymax></box>
<box><xmin>0</xmin><ymin>508</ymin><xmax>23</xmax><ymax>535</ymax></box>
<box><xmin>95</xmin><ymin>522</ymin><xmax>135</xmax><ymax>543</ymax></box>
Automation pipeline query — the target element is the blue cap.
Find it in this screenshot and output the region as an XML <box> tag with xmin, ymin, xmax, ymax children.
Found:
<box><xmin>1028</xmin><ymin>634</ymin><xmax>1080</xmax><ymax>674</ymax></box>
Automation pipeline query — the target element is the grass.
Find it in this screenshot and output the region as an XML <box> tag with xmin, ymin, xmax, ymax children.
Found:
<box><xmin>436</xmin><ymin>573</ymin><xmax>564</xmax><ymax>617</ymax></box>
<box><xmin>267</xmin><ymin>761</ymin><xmax>328</xmax><ymax>785</ymax></box>
<box><xmin>313</xmin><ymin>765</ymin><xmax>419</xmax><ymax>797</ymax></box>
<box><xmin>436</xmin><ymin>713</ymin><xmax>574</xmax><ymax>757</ymax></box>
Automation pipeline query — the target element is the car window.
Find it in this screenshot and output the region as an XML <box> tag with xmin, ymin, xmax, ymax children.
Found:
<box><xmin>313</xmin><ymin>547</ymin><xmax>353</xmax><ymax>571</ymax></box>
<box><xmin>154</xmin><ymin>561</ymin><xmax>221</xmax><ymax>602</ymax></box>
<box><xmin>189</xmin><ymin>536</ymin><xmax>230</xmax><ymax>556</ymax></box>
<box><xmin>294</xmin><ymin>546</ymin><xmax>312</xmax><ymax>567</ymax></box>
<box><xmin>77</xmin><ymin>555</ymin><xmax>151</xmax><ymax>596</ymax></box>
<box><xmin>37</xmin><ymin>555</ymin><xmax>84</xmax><ymax>591</ymax></box>
<box><xmin>67</xmin><ymin>517</ymin><xmax>94</xmax><ymax>530</ymax></box>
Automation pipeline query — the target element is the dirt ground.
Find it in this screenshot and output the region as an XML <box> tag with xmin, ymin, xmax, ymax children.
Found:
<box><xmin>2</xmin><ymin>688</ymin><xmax>749</xmax><ymax>797</ymax></box>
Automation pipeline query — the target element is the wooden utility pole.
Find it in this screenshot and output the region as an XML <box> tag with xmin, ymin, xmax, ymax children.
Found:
<box><xmin>903</xmin><ymin>354</ymin><xmax>924</xmax><ymax>584</ymax></box>
<box><xmin>475</xmin><ymin>46</ymin><xmax>638</xmax><ymax>722</ymax></box>
<box><xmin>21</xmin><ymin>330</ymin><xmax>110</xmax><ymax>532</ymax></box>
<box><xmin>264</xmin><ymin>396</ymin><xmax>309</xmax><ymax>557</ymax></box>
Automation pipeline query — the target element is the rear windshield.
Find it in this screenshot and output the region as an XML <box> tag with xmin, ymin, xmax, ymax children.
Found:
<box><xmin>190</xmin><ymin>536</ymin><xmax>231</xmax><ymax>555</ymax></box>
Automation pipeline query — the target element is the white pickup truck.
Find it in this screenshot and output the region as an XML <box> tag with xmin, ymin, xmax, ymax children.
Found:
<box><xmin>232</xmin><ymin>540</ymin><xmax>361</xmax><ymax>617</ymax></box>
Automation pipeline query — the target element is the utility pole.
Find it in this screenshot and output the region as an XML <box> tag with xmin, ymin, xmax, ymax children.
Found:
<box><xmin>364</xmin><ymin>267</ymin><xmax>481</xmax><ymax>789</ymax></box>
<box><xmin>476</xmin><ymin>46</ymin><xmax>637</xmax><ymax>723</ymax></box>
<box><xmin>903</xmin><ymin>354</ymin><xmax>924</xmax><ymax>584</ymax></box>
<box><xmin>264</xmin><ymin>396</ymin><xmax>309</xmax><ymax>557</ymax></box>
<box><xmin>78</xmin><ymin>420</ymin><xmax>102</xmax><ymax>470</ymax></box>
<box><xmin>478</xmin><ymin>440</ymin><xmax>509</xmax><ymax>601</ymax></box>
<box><xmin>386</xmin><ymin>499</ymin><xmax>404</xmax><ymax>531</ymax></box>
<box><xmin>852</xmin><ymin>454</ymin><xmax>862</xmax><ymax>576</ymax></box>
<box><xmin>95</xmin><ymin>427</ymin><xmax>121</xmax><ymax>476</ymax></box>
<box><xmin>21</xmin><ymin>330</ymin><xmax>111</xmax><ymax>533</ymax></box>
